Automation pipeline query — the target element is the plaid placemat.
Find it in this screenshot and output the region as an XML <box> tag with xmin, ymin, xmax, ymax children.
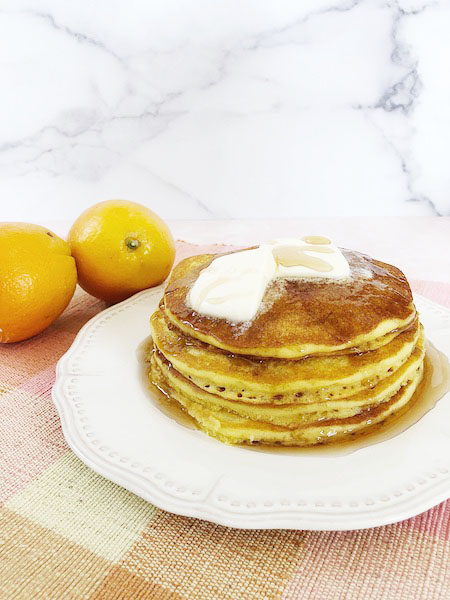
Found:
<box><xmin>1</xmin><ymin>241</ymin><xmax>450</xmax><ymax>600</ymax></box>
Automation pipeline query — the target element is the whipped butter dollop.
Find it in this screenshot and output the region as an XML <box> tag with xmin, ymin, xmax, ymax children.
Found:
<box><xmin>187</xmin><ymin>236</ymin><xmax>350</xmax><ymax>323</ymax></box>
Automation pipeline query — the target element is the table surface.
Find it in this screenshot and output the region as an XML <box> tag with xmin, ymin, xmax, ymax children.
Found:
<box><xmin>1</xmin><ymin>218</ymin><xmax>450</xmax><ymax>600</ymax></box>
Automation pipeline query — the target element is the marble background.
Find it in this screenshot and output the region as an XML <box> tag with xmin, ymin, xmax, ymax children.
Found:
<box><xmin>1</xmin><ymin>0</ymin><xmax>449</xmax><ymax>222</ymax></box>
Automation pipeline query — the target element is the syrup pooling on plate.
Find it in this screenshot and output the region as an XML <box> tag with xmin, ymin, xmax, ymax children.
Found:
<box><xmin>247</xmin><ymin>341</ymin><xmax>450</xmax><ymax>456</ymax></box>
<box><xmin>137</xmin><ymin>335</ymin><xmax>197</xmax><ymax>429</ymax></box>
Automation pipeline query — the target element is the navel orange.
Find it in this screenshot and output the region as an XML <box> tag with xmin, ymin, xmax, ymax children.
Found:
<box><xmin>0</xmin><ymin>223</ymin><xmax>77</xmax><ymax>343</ymax></box>
<box><xmin>68</xmin><ymin>200</ymin><xmax>175</xmax><ymax>303</ymax></box>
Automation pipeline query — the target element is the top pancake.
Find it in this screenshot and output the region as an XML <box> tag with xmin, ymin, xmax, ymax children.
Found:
<box><xmin>163</xmin><ymin>248</ymin><xmax>416</xmax><ymax>358</ymax></box>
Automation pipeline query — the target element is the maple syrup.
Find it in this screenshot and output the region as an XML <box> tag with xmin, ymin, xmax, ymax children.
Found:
<box><xmin>247</xmin><ymin>340</ymin><xmax>450</xmax><ymax>456</ymax></box>
<box><xmin>138</xmin><ymin>336</ymin><xmax>197</xmax><ymax>429</ymax></box>
<box><xmin>139</xmin><ymin>336</ymin><xmax>450</xmax><ymax>455</ymax></box>
<box><xmin>302</xmin><ymin>236</ymin><xmax>331</xmax><ymax>245</ymax></box>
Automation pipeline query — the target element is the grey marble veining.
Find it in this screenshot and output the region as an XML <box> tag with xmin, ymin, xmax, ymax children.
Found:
<box><xmin>0</xmin><ymin>0</ymin><xmax>449</xmax><ymax>221</ymax></box>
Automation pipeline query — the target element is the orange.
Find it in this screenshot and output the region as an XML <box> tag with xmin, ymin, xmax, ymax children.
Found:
<box><xmin>0</xmin><ymin>223</ymin><xmax>77</xmax><ymax>343</ymax></box>
<box><xmin>68</xmin><ymin>200</ymin><xmax>175</xmax><ymax>303</ymax></box>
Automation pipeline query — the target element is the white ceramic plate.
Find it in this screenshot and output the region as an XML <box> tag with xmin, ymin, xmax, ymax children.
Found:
<box><xmin>52</xmin><ymin>288</ymin><xmax>450</xmax><ymax>530</ymax></box>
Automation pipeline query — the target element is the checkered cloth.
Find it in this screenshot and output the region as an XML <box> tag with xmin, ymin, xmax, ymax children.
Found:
<box><xmin>1</xmin><ymin>241</ymin><xmax>450</xmax><ymax>600</ymax></box>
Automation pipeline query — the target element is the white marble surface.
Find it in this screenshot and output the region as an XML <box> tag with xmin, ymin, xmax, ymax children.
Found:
<box><xmin>1</xmin><ymin>0</ymin><xmax>450</xmax><ymax>221</ymax></box>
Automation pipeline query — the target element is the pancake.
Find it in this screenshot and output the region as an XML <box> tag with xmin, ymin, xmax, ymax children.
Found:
<box><xmin>151</xmin><ymin>355</ymin><xmax>424</xmax><ymax>446</ymax></box>
<box><xmin>148</xmin><ymin>244</ymin><xmax>425</xmax><ymax>447</ymax></box>
<box><xmin>151</xmin><ymin>307</ymin><xmax>421</xmax><ymax>404</ymax></box>
<box><xmin>152</xmin><ymin>334</ymin><xmax>424</xmax><ymax>427</ymax></box>
<box><xmin>164</xmin><ymin>249</ymin><xmax>416</xmax><ymax>359</ymax></box>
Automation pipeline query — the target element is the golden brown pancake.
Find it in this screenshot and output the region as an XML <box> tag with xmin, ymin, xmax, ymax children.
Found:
<box><xmin>151</xmin><ymin>354</ymin><xmax>424</xmax><ymax>446</ymax></box>
<box><xmin>152</xmin><ymin>335</ymin><xmax>425</xmax><ymax>428</ymax></box>
<box><xmin>164</xmin><ymin>249</ymin><xmax>416</xmax><ymax>359</ymax></box>
<box><xmin>151</xmin><ymin>307</ymin><xmax>421</xmax><ymax>404</ymax></box>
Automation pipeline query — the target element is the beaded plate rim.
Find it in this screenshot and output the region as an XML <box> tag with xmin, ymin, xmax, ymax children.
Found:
<box><xmin>52</xmin><ymin>288</ymin><xmax>450</xmax><ymax>530</ymax></box>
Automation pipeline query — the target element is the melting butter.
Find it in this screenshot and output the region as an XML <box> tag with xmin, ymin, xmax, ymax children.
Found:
<box><xmin>188</xmin><ymin>237</ymin><xmax>351</xmax><ymax>323</ymax></box>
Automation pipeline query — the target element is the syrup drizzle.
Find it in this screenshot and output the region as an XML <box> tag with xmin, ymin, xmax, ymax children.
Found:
<box><xmin>302</xmin><ymin>236</ymin><xmax>332</xmax><ymax>245</ymax></box>
<box><xmin>273</xmin><ymin>245</ymin><xmax>334</xmax><ymax>271</ymax></box>
<box><xmin>248</xmin><ymin>340</ymin><xmax>450</xmax><ymax>456</ymax></box>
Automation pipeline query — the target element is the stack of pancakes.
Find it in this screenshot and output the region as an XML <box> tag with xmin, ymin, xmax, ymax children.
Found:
<box><xmin>149</xmin><ymin>249</ymin><xmax>425</xmax><ymax>446</ymax></box>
